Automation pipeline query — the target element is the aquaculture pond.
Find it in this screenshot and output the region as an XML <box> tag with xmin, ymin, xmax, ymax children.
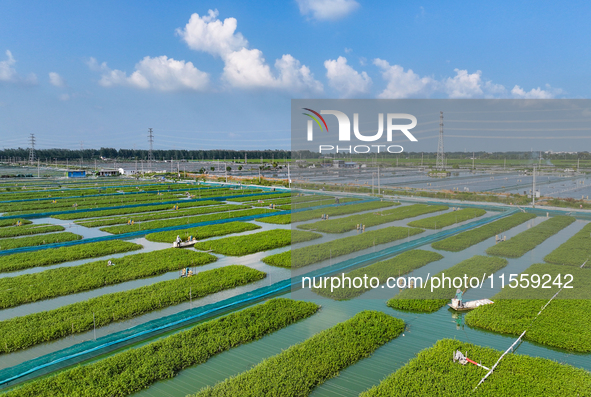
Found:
<box><xmin>0</xmin><ymin>184</ymin><xmax>589</xmax><ymax>396</ymax></box>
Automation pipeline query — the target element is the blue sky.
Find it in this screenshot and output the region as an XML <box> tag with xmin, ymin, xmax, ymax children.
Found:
<box><xmin>0</xmin><ymin>0</ymin><xmax>589</xmax><ymax>151</ymax></box>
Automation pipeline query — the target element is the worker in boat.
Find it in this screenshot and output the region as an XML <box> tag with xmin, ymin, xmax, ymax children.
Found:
<box><xmin>107</xmin><ymin>260</ymin><xmax>113</xmax><ymax>267</ymax></box>
<box><xmin>455</xmin><ymin>288</ymin><xmax>466</xmax><ymax>308</ymax></box>
<box><xmin>176</xmin><ymin>235</ymin><xmax>182</xmax><ymax>245</ymax></box>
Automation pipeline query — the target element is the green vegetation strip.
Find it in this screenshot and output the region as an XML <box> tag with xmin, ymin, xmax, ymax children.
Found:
<box><xmin>227</xmin><ymin>192</ymin><xmax>291</xmax><ymax>202</ymax></box>
<box><xmin>544</xmin><ymin>221</ymin><xmax>591</xmax><ymax>266</ymax></box>
<box><xmin>486</xmin><ymin>216</ymin><xmax>575</xmax><ymax>258</ymax></box>
<box><xmin>313</xmin><ymin>250</ymin><xmax>443</xmax><ymax>300</ymax></box>
<box><xmin>387</xmin><ymin>255</ymin><xmax>508</xmax><ymax>313</ymax></box>
<box><xmin>465</xmin><ymin>263</ymin><xmax>591</xmax><ymax>352</ymax></box>
<box><xmin>407</xmin><ymin>208</ymin><xmax>486</xmax><ymax>229</ymax></box>
<box><xmin>262</xmin><ymin>226</ymin><xmax>424</xmax><ymax>269</ymax></box>
<box><xmin>280</xmin><ymin>197</ymin><xmax>361</xmax><ymax>210</ymax></box>
<box><xmin>0</xmin><ymin>265</ymin><xmax>267</xmax><ymax>355</ymax></box>
<box><xmin>360</xmin><ymin>339</ymin><xmax>591</xmax><ymax>397</ymax></box>
<box><xmin>0</xmin><ymin>232</ymin><xmax>81</xmax><ymax>251</ymax></box>
<box><xmin>0</xmin><ymin>224</ymin><xmax>64</xmax><ymax>238</ymax></box>
<box><xmin>193</xmin><ymin>311</ymin><xmax>404</xmax><ymax>397</ymax></box>
<box><xmin>146</xmin><ymin>221</ymin><xmax>261</xmax><ymax>243</ymax></box>
<box><xmin>100</xmin><ymin>208</ymin><xmax>275</xmax><ymax>234</ymax></box>
<box><xmin>292</xmin><ymin>201</ymin><xmax>396</xmax><ymax>222</ymax></box>
<box><xmin>0</xmin><ymin>240</ymin><xmax>142</xmax><ymax>273</ymax></box>
<box><xmin>0</xmin><ymin>219</ymin><xmax>31</xmax><ymax>227</ymax></box>
<box><xmin>0</xmin><ymin>249</ymin><xmax>216</xmax><ymax>309</ymax></box>
<box><xmin>0</xmin><ymin>191</ymin><xmax>186</xmax><ymax>214</ymax></box>
<box><xmin>77</xmin><ymin>203</ymin><xmax>251</xmax><ymax>228</ymax></box>
<box><xmin>257</xmin><ymin>214</ymin><xmax>292</xmax><ymax>224</ymax></box>
<box><xmin>431</xmin><ymin>212</ymin><xmax>536</xmax><ymax>252</ymax></box>
<box><xmin>52</xmin><ymin>200</ymin><xmax>220</xmax><ymax>220</ymax></box>
<box><xmin>195</xmin><ymin>229</ymin><xmax>321</xmax><ymax>256</ymax></box>
<box><xmin>299</xmin><ymin>204</ymin><xmax>447</xmax><ymax>233</ymax></box>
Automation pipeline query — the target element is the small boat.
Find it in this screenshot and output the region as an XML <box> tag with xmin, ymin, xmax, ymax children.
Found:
<box><xmin>448</xmin><ymin>298</ymin><xmax>494</xmax><ymax>311</ymax></box>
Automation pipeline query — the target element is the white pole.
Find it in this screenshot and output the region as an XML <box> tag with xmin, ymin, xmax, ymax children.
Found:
<box><xmin>287</xmin><ymin>164</ymin><xmax>291</xmax><ymax>188</ymax></box>
<box><xmin>532</xmin><ymin>166</ymin><xmax>536</xmax><ymax>207</ymax></box>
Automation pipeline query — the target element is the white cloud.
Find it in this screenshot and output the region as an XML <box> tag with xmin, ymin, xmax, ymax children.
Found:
<box><xmin>444</xmin><ymin>69</ymin><xmax>484</xmax><ymax>98</ymax></box>
<box><xmin>0</xmin><ymin>50</ymin><xmax>36</xmax><ymax>84</ymax></box>
<box><xmin>444</xmin><ymin>69</ymin><xmax>513</xmax><ymax>98</ymax></box>
<box><xmin>511</xmin><ymin>84</ymin><xmax>555</xmax><ymax>99</ymax></box>
<box><xmin>0</xmin><ymin>50</ymin><xmax>17</xmax><ymax>82</ymax></box>
<box><xmin>324</xmin><ymin>56</ymin><xmax>371</xmax><ymax>97</ymax></box>
<box><xmin>374</xmin><ymin>59</ymin><xmax>436</xmax><ymax>98</ymax></box>
<box><xmin>296</xmin><ymin>0</ymin><xmax>360</xmax><ymax>20</ymax></box>
<box><xmin>49</xmin><ymin>72</ymin><xmax>66</xmax><ymax>87</ymax></box>
<box><xmin>175</xmin><ymin>10</ymin><xmax>247</xmax><ymax>57</ymax></box>
<box><xmin>59</xmin><ymin>93</ymin><xmax>70</xmax><ymax>101</ymax></box>
<box><xmin>178</xmin><ymin>10</ymin><xmax>322</xmax><ymax>93</ymax></box>
<box><xmin>88</xmin><ymin>56</ymin><xmax>209</xmax><ymax>91</ymax></box>
<box><xmin>344</xmin><ymin>47</ymin><xmax>352</xmax><ymax>54</ymax></box>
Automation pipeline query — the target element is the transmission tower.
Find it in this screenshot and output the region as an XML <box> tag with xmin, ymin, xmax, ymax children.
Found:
<box><xmin>28</xmin><ymin>133</ymin><xmax>35</xmax><ymax>164</ymax></box>
<box><xmin>147</xmin><ymin>128</ymin><xmax>154</xmax><ymax>168</ymax></box>
<box><xmin>436</xmin><ymin>111</ymin><xmax>445</xmax><ymax>171</ymax></box>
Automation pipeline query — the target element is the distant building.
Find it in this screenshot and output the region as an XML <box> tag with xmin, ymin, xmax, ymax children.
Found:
<box><xmin>67</xmin><ymin>170</ymin><xmax>86</xmax><ymax>178</ymax></box>
<box><xmin>118</xmin><ymin>168</ymin><xmax>140</xmax><ymax>176</ymax></box>
<box><xmin>98</xmin><ymin>169</ymin><xmax>119</xmax><ymax>177</ymax></box>
<box><xmin>333</xmin><ymin>160</ymin><xmax>345</xmax><ymax>168</ymax></box>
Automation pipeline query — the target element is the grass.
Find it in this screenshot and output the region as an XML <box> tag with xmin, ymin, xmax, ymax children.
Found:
<box><xmin>226</xmin><ymin>192</ymin><xmax>291</xmax><ymax>202</ymax></box>
<box><xmin>0</xmin><ymin>219</ymin><xmax>31</xmax><ymax>227</ymax></box>
<box><xmin>387</xmin><ymin>255</ymin><xmax>508</xmax><ymax>313</ymax></box>
<box><xmin>100</xmin><ymin>208</ymin><xmax>275</xmax><ymax>234</ymax></box>
<box><xmin>465</xmin><ymin>263</ymin><xmax>591</xmax><ymax>353</ymax></box>
<box><xmin>0</xmin><ymin>232</ymin><xmax>82</xmax><ymax>251</ymax></box>
<box><xmin>360</xmin><ymin>339</ymin><xmax>591</xmax><ymax>396</ymax></box>
<box><xmin>193</xmin><ymin>311</ymin><xmax>405</xmax><ymax>397</ymax></box>
<box><xmin>431</xmin><ymin>212</ymin><xmax>537</xmax><ymax>252</ymax></box>
<box><xmin>486</xmin><ymin>215</ymin><xmax>575</xmax><ymax>258</ymax></box>
<box><xmin>544</xmin><ymin>221</ymin><xmax>591</xmax><ymax>266</ymax></box>
<box><xmin>407</xmin><ymin>208</ymin><xmax>487</xmax><ymax>229</ymax></box>
<box><xmin>145</xmin><ymin>221</ymin><xmax>260</xmax><ymax>243</ymax></box>
<box><xmin>0</xmin><ymin>240</ymin><xmax>142</xmax><ymax>273</ymax></box>
<box><xmin>0</xmin><ymin>191</ymin><xmax>186</xmax><ymax>214</ymax></box>
<box><xmin>52</xmin><ymin>200</ymin><xmax>220</xmax><ymax>220</ymax></box>
<box><xmin>0</xmin><ymin>265</ymin><xmax>268</xmax><ymax>356</ymax></box>
<box><xmin>256</xmin><ymin>214</ymin><xmax>292</xmax><ymax>224</ymax></box>
<box><xmin>312</xmin><ymin>250</ymin><xmax>443</xmax><ymax>300</ymax></box>
<box><xmin>0</xmin><ymin>223</ymin><xmax>64</xmax><ymax>238</ymax></box>
<box><xmin>262</xmin><ymin>225</ymin><xmax>424</xmax><ymax>269</ymax></box>
<box><xmin>195</xmin><ymin>229</ymin><xmax>321</xmax><ymax>256</ymax></box>
<box><xmin>0</xmin><ymin>249</ymin><xmax>217</xmax><ymax>309</ymax></box>
<box><xmin>285</xmin><ymin>197</ymin><xmax>362</xmax><ymax>210</ymax></box>
<box><xmin>299</xmin><ymin>204</ymin><xmax>447</xmax><ymax>233</ymax></box>
<box><xmin>292</xmin><ymin>201</ymin><xmax>396</xmax><ymax>222</ymax></box>
<box><xmin>77</xmin><ymin>203</ymin><xmax>251</xmax><ymax>227</ymax></box>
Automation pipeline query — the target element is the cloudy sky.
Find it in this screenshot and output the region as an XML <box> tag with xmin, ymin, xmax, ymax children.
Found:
<box><xmin>0</xmin><ymin>0</ymin><xmax>589</xmax><ymax>151</ymax></box>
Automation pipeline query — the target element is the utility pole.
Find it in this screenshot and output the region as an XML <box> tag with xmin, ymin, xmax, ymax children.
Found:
<box><xmin>436</xmin><ymin>111</ymin><xmax>445</xmax><ymax>171</ymax></box>
<box><xmin>472</xmin><ymin>152</ymin><xmax>475</xmax><ymax>170</ymax></box>
<box><xmin>532</xmin><ymin>165</ymin><xmax>536</xmax><ymax>207</ymax></box>
<box><xmin>378</xmin><ymin>166</ymin><xmax>380</xmax><ymax>195</ymax></box>
<box><xmin>37</xmin><ymin>159</ymin><xmax>40</xmax><ymax>178</ymax></box>
<box><xmin>148</xmin><ymin>128</ymin><xmax>154</xmax><ymax>170</ymax></box>
<box><xmin>28</xmin><ymin>133</ymin><xmax>35</xmax><ymax>164</ymax></box>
